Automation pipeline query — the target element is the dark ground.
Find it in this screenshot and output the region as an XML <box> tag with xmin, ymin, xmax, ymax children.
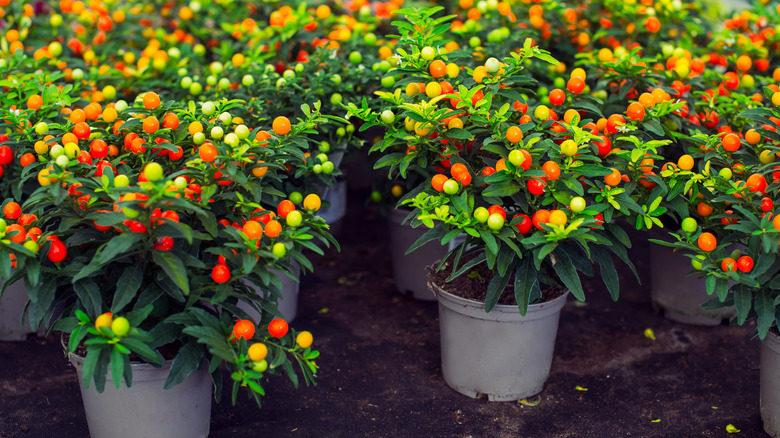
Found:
<box><xmin>0</xmin><ymin>185</ymin><xmax>766</xmax><ymax>438</ymax></box>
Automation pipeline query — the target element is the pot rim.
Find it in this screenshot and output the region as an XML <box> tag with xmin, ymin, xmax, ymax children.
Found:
<box><xmin>429</xmin><ymin>278</ymin><xmax>569</xmax><ymax>314</ymax></box>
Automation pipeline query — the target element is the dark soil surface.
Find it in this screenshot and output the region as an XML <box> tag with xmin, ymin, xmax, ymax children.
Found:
<box><xmin>0</xmin><ymin>187</ymin><xmax>766</xmax><ymax>437</ymax></box>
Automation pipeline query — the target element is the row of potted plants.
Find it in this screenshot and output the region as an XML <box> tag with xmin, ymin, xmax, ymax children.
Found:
<box><xmin>3</xmin><ymin>0</ymin><xmax>780</xmax><ymax>435</ymax></box>
<box><xmin>342</xmin><ymin>2</ymin><xmax>780</xmax><ymax>436</ymax></box>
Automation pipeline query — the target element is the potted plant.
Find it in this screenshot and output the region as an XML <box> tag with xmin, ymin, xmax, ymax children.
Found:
<box><xmin>652</xmin><ymin>96</ymin><xmax>780</xmax><ymax>436</ymax></box>
<box><xmin>1</xmin><ymin>88</ymin><xmax>336</xmax><ymax>437</ymax></box>
<box><xmin>346</xmin><ymin>6</ymin><xmax>674</xmax><ymax>400</ymax></box>
<box><xmin>0</xmin><ymin>55</ymin><xmax>78</xmax><ymax>339</ymax></box>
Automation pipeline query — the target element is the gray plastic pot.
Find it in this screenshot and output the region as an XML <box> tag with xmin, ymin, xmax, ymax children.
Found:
<box><xmin>68</xmin><ymin>353</ymin><xmax>212</xmax><ymax>438</ymax></box>
<box><xmin>430</xmin><ymin>280</ymin><xmax>568</xmax><ymax>401</ymax></box>
<box><xmin>239</xmin><ymin>266</ymin><xmax>301</xmax><ymax>323</ymax></box>
<box><xmin>762</xmin><ymin>331</ymin><xmax>780</xmax><ymax>437</ymax></box>
<box><xmin>387</xmin><ymin>208</ymin><xmax>449</xmax><ymax>301</ymax></box>
<box><xmin>317</xmin><ymin>180</ymin><xmax>347</xmax><ymax>237</ymax></box>
<box><xmin>650</xmin><ymin>241</ymin><xmax>735</xmax><ymax>325</ymax></box>
<box><xmin>0</xmin><ymin>279</ymin><xmax>33</xmax><ymax>341</ymax></box>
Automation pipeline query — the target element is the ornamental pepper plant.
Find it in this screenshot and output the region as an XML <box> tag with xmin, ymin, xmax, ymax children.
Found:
<box><xmin>347</xmin><ymin>7</ymin><xmax>679</xmax><ymax>314</ymax></box>
<box><xmin>0</xmin><ymin>90</ymin><xmax>338</xmax><ymax>407</ymax></box>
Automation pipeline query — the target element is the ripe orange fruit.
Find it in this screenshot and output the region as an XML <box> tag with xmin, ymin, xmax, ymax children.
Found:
<box><xmin>27</xmin><ymin>94</ymin><xmax>43</xmax><ymax>110</ymax></box>
<box><xmin>272</xmin><ymin>116</ymin><xmax>291</xmax><ymax>135</ymax></box>
<box><xmin>5</xmin><ymin>224</ymin><xmax>25</xmax><ymax>244</ymax></box>
<box><xmin>198</xmin><ymin>143</ymin><xmax>217</xmax><ymax>162</ymax></box>
<box><xmin>506</xmin><ymin>126</ymin><xmax>523</xmax><ymax>143</ymax></box>
<box><xmin>697</xmin><ymin>232</ymin><xmax>717</xmax><ymax>252</ymax></box>
<box><xmin>604</xmin><ymin>168</ymin><xmax>621</xmax><ymax>186</ymax></box>
<box><xmin>264</xmin><ymin>220</ymin><xmax>282</xmax><ymax>238</ymax></box>
<box><xmin>232</xmin><ymin>319</ymin><xmax>255</xmax><ymax>340</ymax></box>
<box><xmin>277</xmin><ymin>199</ymin><xmax>296</xmax><ymax>218</ymax></box>
<box><xmin>3</xmin><ymin>202</ymin><xmax>21</xmax><ymax>219</ymax></box>
<box><xmin>303</xmin><ymin>194</ymin><xmax>321</xmax><ymax>211</ymax></box>
<box><xmin>143</xmin><ymin>91</ymin><xmax>161</xmax><ymax>110</ymax></box>
<box><xmin>432</xmin><ymin>173</ymin><xmax>448</xmax><ymax>191</ymax></box>
<box><xmin>242</xmin><ymin>220</ymin><xmax>263</xmax><ymax>240</ymax></box>
<box><xmin>143</xmin><ymin>116</ymin><xmax>159</xmax><ymax>134</ymax></box>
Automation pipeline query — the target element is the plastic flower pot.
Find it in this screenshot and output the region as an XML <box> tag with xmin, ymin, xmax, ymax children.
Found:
<box><xmin>429</xmin><ymin>279</ymin><xmax>568</xmax><ymax>401</ymax></box>
<box><xmin>239</xmin><ymin>265</ymin><xmax>301</xmax><ymax>323</ymax></box>
<box><xmin>388</xmin><ymin>208</ymin><xmax>449</xmax><ymax>301</ymax></box>
<box><xmin>317</xmin><ymin>179</ymin><xmax>347</xmax><ymax>237</ymax></box>
<box><xmin>0</xmin><ymin>279</ymin><xmax>34</xmax><ymax>341</ymax></box>
<box><xmin>762</xmin><ymin>330</ymin><xmax>780</xmax><ymax>437</ymax></box>
<box><xmin>650</xmin><ymin>241</ymin><xmax>735</xmax><ymax>325</ymax></box>
<box><xmin>68</xmin><ymin>353</ymin><xmax>212</xmax><ymax>438</ymax></box>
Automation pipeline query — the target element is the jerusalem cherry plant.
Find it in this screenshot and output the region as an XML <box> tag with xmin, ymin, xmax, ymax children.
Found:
<box><xmin>650</xmin><ymin>101</ymin><xmax>780</xmax><ymax>341</ymax></box>
<box><xmin>347</xmin><ymin>7</ymin><xmax>676</xmax><ymax>313</ymax></box>
<box><xmin>2</xmin><ymin>94</ymin><xmax>338</xmax><ymax>407</ymax></box>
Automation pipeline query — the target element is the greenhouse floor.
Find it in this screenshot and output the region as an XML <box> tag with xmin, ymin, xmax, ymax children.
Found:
<box><xmin>0</xmin><ymin>188</ymin><xmax>766</xmax><ymax>438</ymax></box>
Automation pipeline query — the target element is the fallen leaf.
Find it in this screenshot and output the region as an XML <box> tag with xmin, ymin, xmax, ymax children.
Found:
<box><xmin>726</xmin><ymin>424</ymin><xmax>740</xmax><ymax>433</ymax></box>
<box><xmin>574</xmin><ymin>386</ymin><xmax>588</xmax><ymax>391</ymax></box>
<box><xmin>518</xmin><ymin>396</ymin><xmax>541</xmax><ymax>406</ymax></box>
<box><xmin>711</xmin><ymin>406</ymin><xmax>718</xmax><ymax>410</ymax></box>
<box><xmin>644</xmin><ymin>328</ymin><xmax>656</xmax><ymax>340</ymax></box>
<box><xmin>651</xmin><ymin>419</ymin><xmax>661</xmax><ymax>423</ymax></box>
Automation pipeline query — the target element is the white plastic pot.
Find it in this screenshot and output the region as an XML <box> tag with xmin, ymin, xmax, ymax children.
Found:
<box><xmin>431</xmin><ymin>279</ymin><xmax>568</xmax><ymax>401</ymax></box>
<box><xmin>650</xmin><ymin>241</ymin><xmax>735</xmax><ymax>325</ymax></box>
<box><xmin>387</xmin><ymin>209</ymin><xmax>449</xmax><ymax>301</ymax></box>
<box><xmin>68</xmin><ymin>353</ymin><xmax>212</xmax><ymax>438</ymax></box>
<box><xmin>762</xmin><ymin>330</ymin><xmax>780</xmax><ymax>437</ymax></box>
<box><xmin>239</xmin><ymin>266</ymin><xmax>301</xmax><ymax>323</ymax></box>
<box><xmin>0</xmin><ymin>279</ymin><xmax>33</xmax><ymax>341</ymax></box>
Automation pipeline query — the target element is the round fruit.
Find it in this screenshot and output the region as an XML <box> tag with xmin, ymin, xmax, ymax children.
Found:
<box><xmin>296</xmin><ymin>331</ymin><xmax>313</xmax><ymax>348</ymax></box>
<box><xmin>474</xmin><ymin>207</ymin><xmax>489</xmax><ymax>223</ymax></box>
<box><xmin>442</xmin><ymin>179</ymin><xmax>459</xmax><ymax>195</ymax></box>
<box><xmin>111</xmin><ymin>316</ymin><xmax>130</xmax><ymax>337</ymax></box>
<box><xmin>211</xmin><ymin>264</ymin><xmax>230</xmax><ymax>283</ymax></box>
<box><xmin>248</xmin><ymin>343</ymin><xmax>268</xmax><ymax>361</ymax></box>
<box><xmin>737</xmin><ymin>256</ymin><xmax>753</xmax><ymax>273</ymax></box>
<box><xmin>268</xmin><ymin>318</ymin><xmax>289</xmax><ymax>338</ymax></box>
<box><xmin>697</xmin><ymin>232</ymin><xmax>717</xmax><ymax>252</ymax></box>
<box><xmin>487</xmin><ymin>213</ymin><xmax>505</xmax><ymax>230</ymax></box>
<box><xmin>570</xmin><ymin>197</ymin><xmax>586</xmax><ymax>213</ymax></box>
<box><xmin>144</xmin><ymin>162</ymin><xmax>163</xmax><ymax>182</ymax></box>
<box><xmin>272</xmin><ymin>242</ymin><xmax>287</xmax><ymax>258</ymax></box>
<box><xmin>233</xmin><ymin>319</ymin><xmax>255</xmax><ymax>340</ymax></box>
<box><xmin>47</xmin><ymin>239</ymin><xmax>67</xmax><ymax>262</ymax></box>
<box><xmin>681</xmin><ymin>217</ymin><xmax>697</xmax><ymax>233</ymax></box>
<box><xmin>303</xmin><ymin>194</ymin><xmax>321</xmax><ymax>211</ymax></box>
<box><xmin>95</xmin><ymin>312</ymin><xmax>113</xmax><ymax>330</ymax></box>
<box><xmin>286</xmin><ymin>210</ymin><xmax>303</xmax><ymax>227</ymax></box>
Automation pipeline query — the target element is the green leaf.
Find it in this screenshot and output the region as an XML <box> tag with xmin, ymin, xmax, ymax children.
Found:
<box><xmin>593</xmin><ymin>248</ymin><xmax>619</xmax><ymax>301</ymax></box>
<box><xmin>515</xmin><ymin>257</ymin><xmax>540</xmax><ymax>316</ymax></box>
<box><xmin>482</xmin><ymin>183</ymin><xmax>520</xmax><ymax>198</ymax></box>
<box><xmin>74</xmin><ymin>279</ymin><xmax>103</xmax><ymax>318</ymax></box>
<box><xmin>479</xmin><ymin>230</ymin><xmax>499</xmax><ymax>256</ymax></box>
<box><xmin>733</xmin><ymin>286</ymin><xmax>752</xmax><ymax>325</ymax></box>
<box><xmin>484</xmin><ymin>269</ymin><xmax>511</xmax><ymax>313</ymax></box>
<box><xmin>121</xmin><ymin>337</ymin><xmax>163</xmax><ymax>364</ymax></box>
<box><xmin>110</xmin><ymin>346</ymin><xmax>125</xmax><ymax>389</ymax></box>
<box><xmin>153</xmin><ymin>250</ymin><xmax>190</xmax><ymax>295</ymax></box>
<box><xmin>755</xmin><ymin>291</ymin><xmax>774</xmax><ymax>340</ymax></box>
<box><xmin>111</xmin><ymin>263</ymin><xmax>145</xmax><ymax>313</ymax></box>
<box><xmin>73</xmin><ymin>233</ymin><xmax>141</xmax><ymax>282</ymax></box>
<box><xmin>164</xmin><ymin>341</ymin><xmax>205</xmax><ymax>390</ymax></box>
<box><xmin>81</xmin><ymin>347</ymin><xmax>100</xmax><ymax>390</ymax></box>
<box><xmin>551</xmin><ymin>250</ymin><xmax>584</xmax><ymax>301</ymax></box>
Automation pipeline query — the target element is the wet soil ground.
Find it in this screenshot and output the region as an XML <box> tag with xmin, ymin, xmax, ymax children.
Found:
<box><xmin>0</xmin><ymin>187</ymin><xmax>766</xmax><ymax>437</ymax></box>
